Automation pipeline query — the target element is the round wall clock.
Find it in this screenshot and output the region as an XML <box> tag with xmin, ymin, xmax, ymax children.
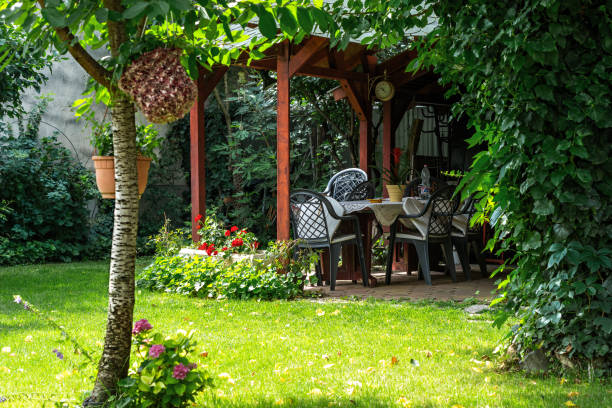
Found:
<box><xmin>374</xmin><ymin>80</ymin><xmax>395</xmax><ymax>101</ymax></box>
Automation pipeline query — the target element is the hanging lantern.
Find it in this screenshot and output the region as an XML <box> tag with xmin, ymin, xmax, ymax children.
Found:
<box><xmin>118</xmin><ymin>48</ymin><xmax>197</xmax><ymax>124</ymax></box>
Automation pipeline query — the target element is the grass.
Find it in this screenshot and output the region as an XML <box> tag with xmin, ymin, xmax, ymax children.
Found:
<box><xmin>0</xmin><ymin>261</ymin><xmax>609</xmax><ymax>407</ymax></box>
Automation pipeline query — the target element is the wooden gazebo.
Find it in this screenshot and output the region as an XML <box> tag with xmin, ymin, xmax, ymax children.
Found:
<box><xmin>188</xmin><ymin>35</ymin><xmax>447</xmax><ymax>241</ymax></box>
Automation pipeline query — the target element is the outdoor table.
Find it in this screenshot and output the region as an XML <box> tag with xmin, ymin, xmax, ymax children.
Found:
<box><xmin>317</xmin><ymin>197</ymin><xmax>468</xmax><ymax>287</ymax></box>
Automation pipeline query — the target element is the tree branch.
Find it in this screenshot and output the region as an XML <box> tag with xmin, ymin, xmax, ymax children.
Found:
<box><xmin>36</xmin><ymin>0</ymin><xmax>111</xmax><ymax>89</ymax></box>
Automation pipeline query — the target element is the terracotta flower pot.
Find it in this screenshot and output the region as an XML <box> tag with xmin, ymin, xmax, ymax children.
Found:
<box><xmin>386</xmin><ymin>184</ymin><xmax>406</xmax><ymax>202</ymax></box>
<box><xmin>92</xmin><ymin>155</ymin><xmax>152</xmax><ymax>199</ymax></box>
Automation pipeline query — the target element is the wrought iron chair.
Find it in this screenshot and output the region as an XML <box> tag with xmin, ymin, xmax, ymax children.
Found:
<box><xmin>323</xmin><ymin>168</ymin><xmax>368</xmax><ymax>201</ymax></box>
<box><xmin>346</xmin><ymin>181</ymin><xmax>375</xmax><ymax>201</ymax></box>
<box><xmin>385</xmin><ymin>185</ymin><xmax>460</xmax><ymax>285</ymax></box>
<box><xmin>451</xmin><ymin>195</ymin><xmax>488</xmax><ymax>279</ymax></box>
<box><xmin>403</xmin><ymin>176</ymin><xmax>447</xmax><ymax>197</ymax></box>
<box><xmin>290</xmin><ymin>189</ymin><xmax>369</xmax><ymax>290</ymax></box>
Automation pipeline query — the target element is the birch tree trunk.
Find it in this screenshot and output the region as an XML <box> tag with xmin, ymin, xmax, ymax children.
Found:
<box><xmin>85</xmin><ymin>0</ymin><xmax>139</xmax><ymax>404</ymax></box>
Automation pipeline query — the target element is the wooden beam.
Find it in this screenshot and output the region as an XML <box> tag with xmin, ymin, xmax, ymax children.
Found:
<box><xmin>289</xmin><ymin>37</ymin><xmax>327</xmax><ymax>77</ymax></box>
<box><xmin>390</xmin><ymin>68</ymin><xmax>430</xmax><ymax>87</ymax></box>
<box><xmin>332</xmin><ymin>86</ymin><xmax>346</xmax><ymax>101</ymax></box>
<box><xmin>190</xmin><ymin>71</ymin><xmax>207</xmax><ymax>242</ymax></box>
<box><xmin>382</xmin><ymin>100</ymin><xmax>392</xmax><ymax>196</ymax></box>
<box><xmin>276</xmin><ymin>41</ymin><xmax>291</xmax><ymax>241</ymax></box>
<box><xmin>339</xmin><ymin>79</ymin><xmax>367</xmax><ymax>121</ymax></box>
<box><xmin>375</xmin><ymin>48</ymin><xmax>419</xmax><ymax>76</ymax></box>
<box><xmin>198</xmin><ymin>66</ymin><xmax>228</xmax><ymax>101</ymax></box>
<box><xmin>296</xmin><ymin>66</ymin><xmax>368</xmax><ymax>82</ymax></box>
<box><xmin>391</xmin><ymin>95</ymin><xmax>413</xmax><ymax>137</ymax></box>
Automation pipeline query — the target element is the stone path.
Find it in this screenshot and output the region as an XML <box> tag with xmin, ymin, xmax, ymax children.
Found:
<box><xmin>305</xmin><ymin>264</ymin><xmax>503</xmax><ymax>301</ymax></box>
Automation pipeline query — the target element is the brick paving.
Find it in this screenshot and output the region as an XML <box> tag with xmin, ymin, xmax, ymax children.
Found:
<box><xmin>305</xmin><ymin>264</ymin><xmax>503</xmax><ymax>301</ymax></box>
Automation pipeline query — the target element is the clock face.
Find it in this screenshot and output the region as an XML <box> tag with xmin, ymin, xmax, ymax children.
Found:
<box><xmin>375</xmin><ymin>80</ymin><xmax>395</xmax><ymax>101</ymax></box>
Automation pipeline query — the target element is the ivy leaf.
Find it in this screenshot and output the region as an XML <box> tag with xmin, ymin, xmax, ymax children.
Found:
<box><xmin>41</xmin><ymin>7</ymin><xmax>67</xmax><ymax>27</ymax></box>
<box><xmin>94</xmin><ymin>8</ymin><xmax>108</xmax><ymax>23</ymax></box>
<box><xmin>122</xmin><ymin>2</ymin><xmax>149</xmax><ymax>20</ymax></box>
<box><xmin>171</xmin><ymin>0</ymin><xmax>192</xmax><ymax>12</ymax></box>
<box><xmin>256</xmin><ymin>8</ymin><xmax>277</xmax><ymax>40</ymax></box>
<box><xmin>311</xmin><ymin>7</ymin><xmax>329</xmax><ymax>31</ymax></box>
<box><xmin>533</xmin><ymin>199</ymin><xmax>554</xmax><ymax>216</ymax></box>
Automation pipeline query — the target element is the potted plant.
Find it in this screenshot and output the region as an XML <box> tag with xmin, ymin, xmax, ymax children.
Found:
<box><xmin>381</xmin><ymin>148</ymin><xmax>412</xmax><ymax>201</ymax></box>
<box><xmin>90</xmin><ymin>121</ymin><xmax>161</xmax><ymax>199</ymax></box>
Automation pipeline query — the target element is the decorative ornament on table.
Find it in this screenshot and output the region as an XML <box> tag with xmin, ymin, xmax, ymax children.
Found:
<box><xmin>118</xmin><ymin>48</ymin><xmax>197</xmax><ymax>124</ymax></box>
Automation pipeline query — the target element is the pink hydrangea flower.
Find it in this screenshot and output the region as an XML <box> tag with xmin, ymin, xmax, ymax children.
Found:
<box><xmin>172</xmin><ymin>363</ymin><xmax>191</xmax><ymax>380</ymax></box>
<box><xmin>132</xmin><ymin>319</ymin><xmax>152</xmax><ymax>335</ymax></box>
<box><xmin>148</xmin><ymin>344</ymin><xmax>165</xmax><ymax>358</ymax></box>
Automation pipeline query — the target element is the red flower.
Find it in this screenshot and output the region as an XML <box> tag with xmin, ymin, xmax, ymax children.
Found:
<box><xmin>392</xmin><ymin>147</ymin><xmax>402</xmax><ymax>164</ymax></box>
<box><xmin>224</xmin><ymin>230</ymin><xmax>231</xmax><ymax>237</ymax></box>
<box><xmin>230</xmin><ymin>226</ymin><xmax>239</xmax><ymax>232</ymax></box>
<box><xmin>198</xmin><ymin>243</ymin><xmax>208</xmax><ymax>250</ymax></box>
<box><xmin>206</xmin><ymin>247</ymin><xmax>214</xmax><ymax>256</ymax></box>
<box><xmin>252</xmin><ymin>241</ymin><xmax>260</xmax><ymax>249</ymax></box>
<box><xmin>231</xmin><ymin>238</ymin><xmax>244</xmax><ymax>247</ymax></box>
<box><xmin>196</xmin><ymin>224</ymin><xmax>201</xmax><ymax>230</ymax></box>
<box><xmin>213</xmin><ymin>251</ymin><xmax>218</xmax><ymax>255</ymax></box>
<box><xmin>194</xmin><ymin>214</ymin><xmax>203</xmax><ymax>222</ymax></box>
<box><xmin>222</xmin><ymin>247</ymin><xmax>228</xmax><ymax>251</ymax></box>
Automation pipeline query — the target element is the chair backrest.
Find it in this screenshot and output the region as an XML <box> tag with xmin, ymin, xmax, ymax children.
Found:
<box><xmin>459</xmin><ymin>194</ymin><xmax>482</xmax><ymax>235</ymax></box>
<box><xmin>326</xmin><ymin>168</ymin><xmax>368</xmax><ymax>201</ymax></box>
<box><xmin>290</xmin><ymin>190</ymin><xmax>345</xmax><ymax>243</ymax></box>
<box><xmin>426</xmin><ymin>185</ymin><xmax>460</xmax><ymax>239</ymax></box>
<box><xmin>347</xmin><ymin>181</ymin><xmax>375</xmax><ymax>201</ymax></box>
<box><xmin>403</xmin><ymin>176</ymin><xmax>447</xmax><ymax>197</ymax></box>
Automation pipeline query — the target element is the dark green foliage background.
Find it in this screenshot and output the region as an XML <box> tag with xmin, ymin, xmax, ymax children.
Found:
<box><xmin>0</xmin><ymin>23</ymin><xmax>56</xmax><ymax>119</ymax></box>
<box><xmin>421</xmin><ymin>0</ymin><xmax>612</xmax><ymax>364</ymax></box>
<box><xmin>0</xmin><ymin>100</ymin><xmax>96</xmax><ymax>264</ymax></box>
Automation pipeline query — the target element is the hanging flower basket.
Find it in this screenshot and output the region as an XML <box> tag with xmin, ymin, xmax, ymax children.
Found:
<box><xmin>118</xmin><ymin>48</ymin><xmax>197</xmax><ymax>124</ymax></box>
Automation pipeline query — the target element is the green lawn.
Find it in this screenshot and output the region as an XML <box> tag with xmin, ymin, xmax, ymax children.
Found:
<box><xmin>0</xmin><ymin>261</ymin><xmax>608</xmax><ymax>407</ymax></box>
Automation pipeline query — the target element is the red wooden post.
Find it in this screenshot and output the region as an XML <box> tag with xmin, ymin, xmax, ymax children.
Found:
<box><xmin>382</xmin><ymin>100</ymin><xmax>392</xmax><ymax>197</ymax></box>
<box><xmin>190</xmin><ymin>73</ymin><xmax>206</xmax><ymax>242</ymax></box>
<box><xmin>277</xmin><ymin>42</ymin><xmax>291</xmax><ymax>241</ymax></box>
<box><xmin>359</xmin><ymin>119</ymin><xmax>369</xmax><ymax>173</ymax></box>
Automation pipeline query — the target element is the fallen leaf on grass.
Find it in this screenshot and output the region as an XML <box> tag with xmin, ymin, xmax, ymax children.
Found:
<box><xmin>424</xmin><ymin>350</ymin><xmax>433</xmax><ymax>358</ymax></box>
<box><xmin>391</xmin><ymin>356</ymin><xmax>399</xmax><ymax>366</ymax></box>
<box><xmin>316</xmin><ymin>309</ymin><xmax>325</xmax><ymax>316</ymax></box>
<box><xmin>396</xmin><ymin>396</ymin><xmax>412</xmax><ymax>407</ymax></box>
<box><xmin>331</xmin><ymin>310</ymin><xmax>341</xmax><ymax>316</ymax></box>
<box><xmin>471</xmin><ymin>366</ymin><xmax>483</xmax><ymax>373</ymax></box>
<box><xmin>560</xmin><ymin>378</ymin><xmax>568</xmax><ymax>384</ymax></box>
<box><xmin>308</xmin><ymin>388</ymin><xmax>323</xmax><ymax>396</ymax></box>
<box><xmin>564</xmin><ymin>401</ymin><xmax>577</xmax><ymax>407</ymax></box>
<box><xmin>568</xmin><ymin>391</ymin><xmax>579</xmax><ymax>398</ymax></box>
<box><xmin>24</xmin><ymin>335</ymin><xmax>32</xmax><ymax>343</ymax></box>
<box><xmin>1</xmin><ymin>347</ymin><xmax>10</xmax><ymax>353</ymax></box>
<box><xmin>200</xmin><ymin>351</ymin><xmax>208</xmax><ymax>357</ymax></box>
<box><xmin>323</xmin><ymin>363</ymin><xmax>335</xmax><ymax>369</ymax></box>
<box><xmin>451</xmin><ymin>405</ymin><xmax>464</xmax><ymax>408</ymax></box>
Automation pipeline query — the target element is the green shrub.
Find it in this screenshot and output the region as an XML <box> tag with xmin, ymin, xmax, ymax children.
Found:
<box><xmin>137</xmin><ymin>241</ymin><xmax>317</xmax><ymax>300</ymax></box>
<box><xmin>0</xmin><ymin>99</ymin><xmax>96</xmax><ymax>264</ymax></box>
<box><xmin>419</xmin><ymin>0</ymin><xmax>612</xmax><ymax>368</ymax></box>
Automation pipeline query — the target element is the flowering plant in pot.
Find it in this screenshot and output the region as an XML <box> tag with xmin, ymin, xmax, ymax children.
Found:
<box><xmin>89</xmin><ymin>120</ymin><xmax>162</xmax><ymax>199</ymax></box>
<box><xmin>381</xmin><ymin>147</ymin><xmax>412</xmax><ymax>201</ymax></box>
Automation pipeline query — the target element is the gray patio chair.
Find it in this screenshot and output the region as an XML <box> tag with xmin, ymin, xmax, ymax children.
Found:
<box><xmin>451</xmin><ymin>195</ymin><xmax>488</xmax><ymax>279</ymax></box>
<box><xmin>346</xmin><ymin>181</ymin><xmax>375</xmax><ymax>201</ymax></box>
<box><xmin>290</xmin><ymin>189</ymin><xmax>369</xmax><ymax>290</ymax></box>
<box><xmin>323</xmin><ymin>168</ymin><xmax>368</xmax><ymax>201</ymax></box>
<box><xmin>385</xmin><ymin>184</ymin><xmax>460</xmax><ymax>285</ymax></box>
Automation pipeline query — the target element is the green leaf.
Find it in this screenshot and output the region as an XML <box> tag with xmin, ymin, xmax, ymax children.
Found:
<box><xmin>256</xmin><ymin>8</ymin><xmax>277</xmax><ymax>40</ymax></box>
<box><xmin>533</xmin><ymin>199</ymin><xmax>554</xmax><ymax>216</ymax></box>
<box><xmin>122</xmin><ymin>2</ymin><xmax>149</xmax><ymax>20</ymax></box>
<box><xmin>311</xmin><ymin>7</ymin><xmax>328</xmax><ymax>31</ymax></box>
<box><xmin>94</xmin><ymin>7</ymin><xmax>108</xmax><ymax>23</ymax></box>
<box><xmin>278</xmin><ymin>7</ymin><xmax>298</xmax><ymax>36</ymax></box>
<box><xmin>534</xmin><ymin>84</ymin><xmax>554</xmax><ymax>102</ymax></box>
<box><xmin>171</xmin><ymin>0</ymin><xmax>192</xmax><ymax>11</ymax></box>
<box><xmin>296</xmin><ymin>7</ymin><xmax>313</xmax><ymax>33</ymax></box>
<box><xmin>174</xmin><ymin>382</ymin><xmax>186</xmax><ymax>395</ymax></box>
<box><xmin>41</xmin><ymin>7</ymin><xmax>67</xmax><ymax>27</ymax></box>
